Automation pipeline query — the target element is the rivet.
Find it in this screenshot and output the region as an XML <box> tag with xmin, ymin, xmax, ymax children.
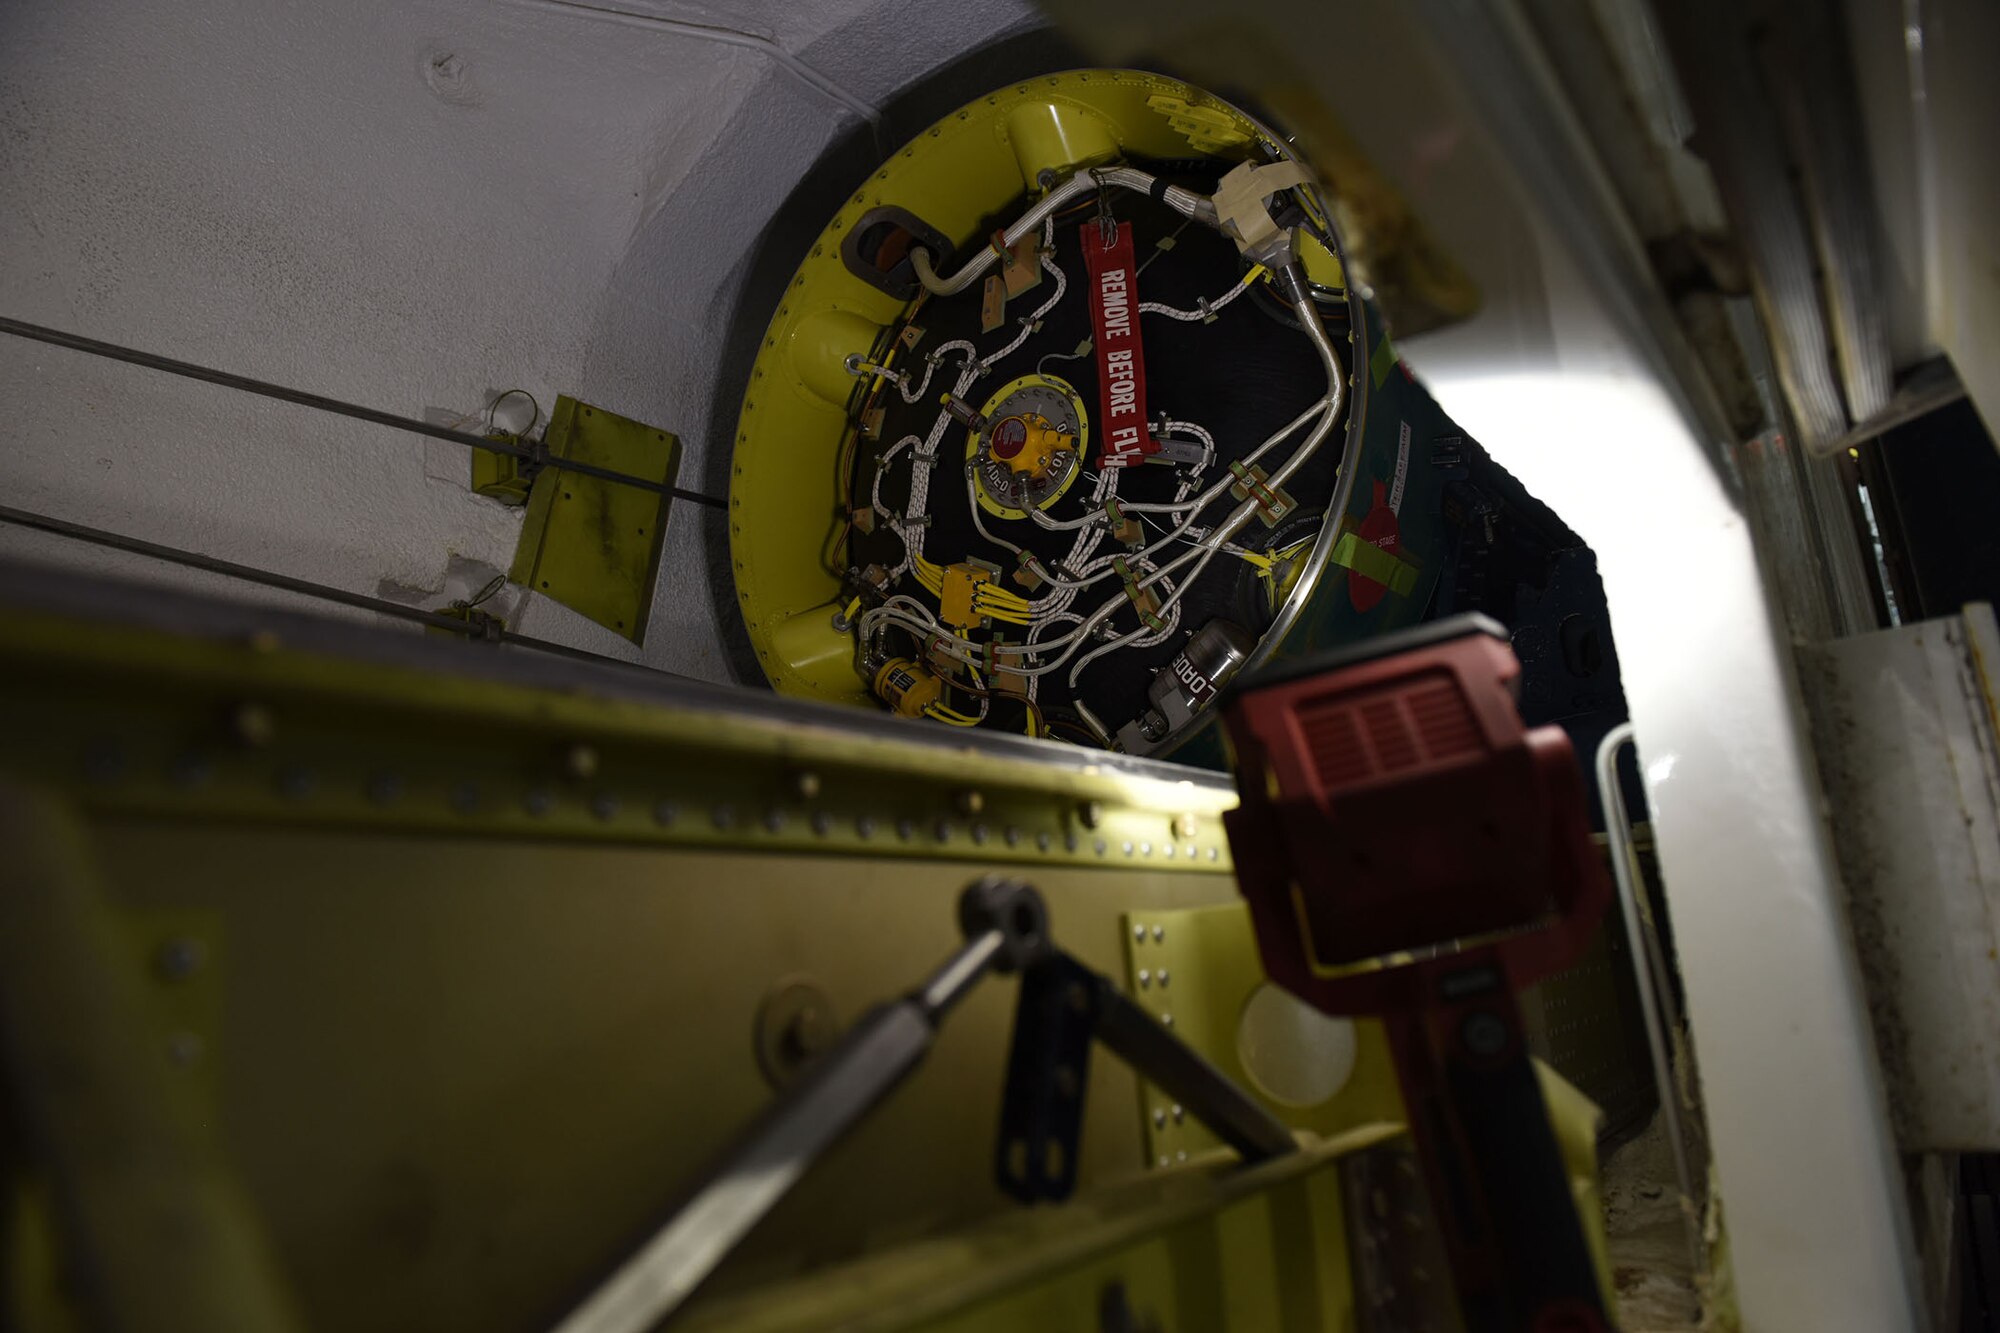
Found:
<box><xmin>1176</xmin><ymin>1149</ymin><xmax>1188</xmax><ymax>1162</ymax></box>
<box><xmin>1133</xmin><ymin>924</ymin><xmax>1147</xmax><ymax>942</ymax></box>
<box><xmin>155</xmin><ymin>938</ymin><xmax>206</xmax><ymax>981</ymax></box>
<box><xmin>1153</xmin><ymin>1107</ymin><xmax>1168</xmax><ymax>1128</ymax></box>
<box><xmin>1158</xmin><ymin>969</ymin><xmax>1170</xmax><ymax>987</ymax></box>
<box><xmin>591</xmin><ymin>792</ymin><xmax>620</xmax><ymax>821</ymax></box>
<box><xmin>1094</xmin><ymin>838</ymin><xmax>1107</xmax><ymax>857</ymax></box>
<box><xmin>275</xmin><ymin>765</ymin><xmax>315</xmax><ymax>800</ymax></box>
<box><xmin>451</xmin><ymin>782</ymin><xmax>481</xmax><ymax>815</ymax></box>
<box><xmin>1171</xmin><ymin>813</ymin><xmax>1198</xmax><ymax>840</ymax></box>
<box><xmin>524</xmin><ymin>787</ymin><xmax>555</xmax><ymax>817</ymax></box>
<box><xmin>565</xmin><ymin>743</ymin><xmax>599</xmax><ymax>780</ymax></box>
<box><xmin>1185</xmin><ymin>845</ymin><xmax>1197</xmax><ymax>860</ymax></box>
<box><xmin>367</xmin><ymin>772</ymin><xmax>405</xmax><ymax>806</ymax></box>
<box><xmin>1036</xmin><ymin>831</ymin><xmax>1051</xmax><ymax>852</ymax></box>
<box><xmin>896</xmin><ymin>817</ymin><xmax>915</xmax><ymax>841</ymax></box>
<box><xmin>1139</xmin><ymin>841</ymin><xmax>1152</xmax><ymax>857</ymax></box>
<box><xmin>764</xmin><ymin>808</ymin><xmax>787</xmax><ymax>833</ymax></box>
<box><xmin>712</xmin><ymin>804</ymin><xmax>736</xmax><ymax>830</ymax></box>
<box><xmin>856</xmin><ymin>815</ymin><xmax>876</xmax><ymax>839</ymax></box>
<box><xmin>1121</xmin><ymin>840</ymin><xmax>1135</xmax><ymax>857</ymax></box>
<box><xmin>1004</xmin><ymin>825</ymin><xmax>1021</xmax><ymax>846</ymax></box>
<box><xmin>652</xmin><ymin>799</ymin><xmax>679</xmax><ymax>827</ymax></box>
<box><xmin>1066</xmin><ymin>833</ymin><xmax>1080</xmax><ymax>852</ymax></box>
<box><xmin>1152</xmin><ymin>925</ymin><xmax>1165</xmax><ymax>942</ymax></box>
<box><xmin>1208</xmin><ymin>847</ymin><xmax>1220</xmax><ymax>862</ymax></box>
<box><xmin>955</xmin><ymin>789</ymin><xmax>985</xmax><ymax>816</ymax></box>
<box><xmin>230</xmin><ymin>702</ymin><xmax>276</xmax><ymax>747</ymax></box>
<box><xmin>1172</xmin><ymin>1104</ymin><xmax>1184</xmax><ymax>1123</ymax></box>
<box><xmin>973</xmin><ymin>822</ymin><xmax>993</xmax><ymax>845</ymax></box>
<box><xmin>934</xmin><ymin>819</ymin><xmax>953</xmax><ymax>843</ymax></box>
<box><xmin>792</xmin><ymin>770</ymin><xmax>822</xmax><ymax>801</ymax></box>
<box><xmin>1079</xmin><ymin>800</ymin><xmax>1103</xmax><ymax>829</ymax></box>
<box><xmin>1164</xmin><ymin>843</ymin><xmax>1175</xmax><ymax>859</ymax></box>
<box><xmin>1161</xmin><ymin>1013</ymin><xmax>1174</xmax><ymax>1027</ymax></box>
<box><xmin>811</xmin><ymin>811</ymin><xmax>833</xmax><ymax>837</ymax></box>
<box><xmin>1157</xmin><ymin>1155</ymin><xmax>1169</xmax><ymax>1167</ymax></box>
<box><xmin>1138</xmin><ymin>969</ymin><xmax>1152</xmax><ymax>988</ymax></box>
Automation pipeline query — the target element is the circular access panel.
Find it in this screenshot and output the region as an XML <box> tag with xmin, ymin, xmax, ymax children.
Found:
<box><xmin>729</xmin><ymin>70</ymin><xmax>1369</xmax><ymax>757</ymax></box>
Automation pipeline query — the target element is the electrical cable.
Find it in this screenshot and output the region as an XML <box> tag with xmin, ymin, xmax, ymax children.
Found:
<box><xmin>980</xmin><ymin>286</ymin><xmax>1351</xmax><ymax>677</ymax></box>
<box><xmin>0</xmin><ymin>503</ymin><xmax>628</xmax><ymax>665</ymax></box>
<box><xmin>1138</xmin><ymin>265</ymin><xmax>1264</xmax><ymax>322</ymax></box>
<box><xmin>856</xmin><ymin>171</ymin><xmax>1361</xmax><ymax>736</ymax></box>
<box><xmin>908</xmin><ymin>167</ymin><xmax>1216</xmax><ymax>297</ymax></box>
<box><xmin>0</xmin><ymin>316</ymin><xmax>726</xmax><ymax>509</ymax></box>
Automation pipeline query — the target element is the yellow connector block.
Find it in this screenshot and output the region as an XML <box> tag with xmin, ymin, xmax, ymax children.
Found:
<box><xmin>939</xmin><ymin>562</ymin><xmax>994</xmax><ymax>630</ymax></box>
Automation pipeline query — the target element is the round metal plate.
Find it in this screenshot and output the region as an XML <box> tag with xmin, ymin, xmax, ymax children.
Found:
<box><xmin>966</xmin><ymin>374</ymin><xmax>1089</xmax><ymax>519</ymax></box>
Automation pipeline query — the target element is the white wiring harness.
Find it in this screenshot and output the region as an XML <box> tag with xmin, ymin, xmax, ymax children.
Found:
<box><xmin>853</xmin><ymin>163</ymin><xmax>1354</xmax><ymax>717</ymax></box>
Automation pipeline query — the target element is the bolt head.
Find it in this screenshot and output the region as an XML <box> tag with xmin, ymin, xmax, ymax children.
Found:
<box><xmin>230</xmin><ymin>702</ymin><xmax>275</xmax><ymax>747</ymax></box>
<box><xmin>956</xmin><ymin>876</ymin><xmax>1048</xmax><ymax>973</ymax></box>
<box><xmin>792</xmin><ymin>770</ymin><xmax>822</xmax><ymax>801</ymax></box>
<box><xmin>1079</xmin><ymin>800</ymin><xmax>1104</xmax><ymax>830</ymax></box>
<box><xmin>1461</xmin><ymin>1010</ymin><xmax>1510</xmax><ymax>1058</ymax></box>
<box><xmin>565</xmin><ymin>743</ymin><xmax>599</xmax><ymax>780</ymax></box>
<box><xmin>155</xmin><ymin>938</ymin><xmax>206</xmax><ymax>981</ymax></box>
<box><xmin>955</xmin><ymin>789</ymin><xmax>985</xmax><ymax>816</ymax></box>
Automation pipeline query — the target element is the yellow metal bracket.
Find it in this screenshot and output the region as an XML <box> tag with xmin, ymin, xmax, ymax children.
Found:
<box><xmin>510</xmin><ymin>396</ymin><xmax>681</xmax><ymax>643</ymax></box>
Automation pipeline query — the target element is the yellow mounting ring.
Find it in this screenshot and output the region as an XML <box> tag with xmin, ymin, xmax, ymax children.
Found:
<box><xmin>729</xmin><ymin>69</ymin><xmax>1291</xmax><ymax>706</ymax></box>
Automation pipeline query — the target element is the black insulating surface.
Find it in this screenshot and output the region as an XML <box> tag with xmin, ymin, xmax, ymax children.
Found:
<box><xmin>848</xmin><ymin>177</ymin><xmax>1347</xmax><ymax>734</ymax></box>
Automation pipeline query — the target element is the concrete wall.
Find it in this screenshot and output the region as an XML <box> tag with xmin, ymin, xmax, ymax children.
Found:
<box><xmin>0</xmin><ymin>0</ymin><xmax>1041</xmax><ymax>680</ymax></box>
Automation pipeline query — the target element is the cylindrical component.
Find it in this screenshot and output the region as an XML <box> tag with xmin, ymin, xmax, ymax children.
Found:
<box><xmin>1271</xmin><ymin>260</ymin><xmax>1313</xmax><ymax>308</ymax></box>
<box><xmin>872</xmin><ymin>657</ymin><xmax>942</xmax><ymax>718</ymax></box>
<box><xmin>790</xmin><ymin>308</ymin><xmax>885</xmax><ymax>406</ymax></box>
<box><xmin>955</xmin><ymin>876</ymin><xmax>1050</xmax><ymax>974</ymax></box>
<box><xmin>1149</xmin><ymin>619</ymin><xmax>1257</xmax><ymax>716</ymax></box>
<box><xmin>942</xmin><ymin>393</ymin><xmax>986</xmax><ymax>433</ymax></box>
<box><xmin>1004</xmin><ymin>100</ymin><xmax>1118</xmax><ymax>183</ymax></box>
